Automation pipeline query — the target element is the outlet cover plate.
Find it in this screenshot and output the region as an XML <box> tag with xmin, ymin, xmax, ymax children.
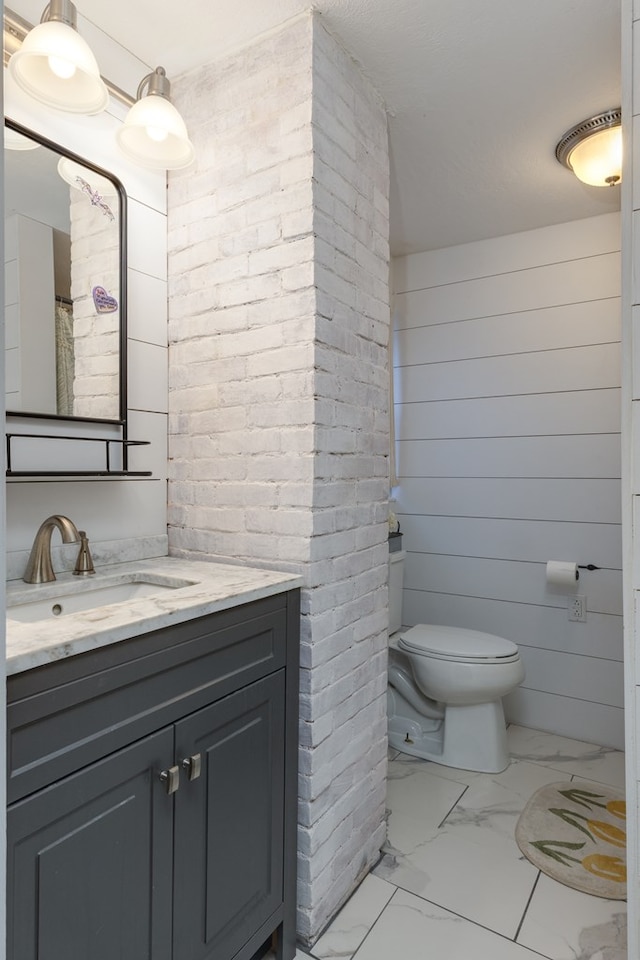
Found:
<box><xmin>568</xmin><ymin>595</ymin><xmax>587</xmax><ymax>622</ymax></box>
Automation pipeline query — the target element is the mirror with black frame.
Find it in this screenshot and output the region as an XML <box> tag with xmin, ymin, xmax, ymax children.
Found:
<box><xmin>4</xmin><ymin>120</ymin><xmax>126</xmax><ymax>423</ymax></box>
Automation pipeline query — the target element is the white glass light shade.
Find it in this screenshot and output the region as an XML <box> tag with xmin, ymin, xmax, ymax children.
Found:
<box><xmin>116</xmin><ymin>95</ymin><xmax>195</xmax><ymax>170</ymax></box>
<box><xmin>567</xmin><ymin>125</ymin><xmax>622</xmax><ymax>187</ymax></box>
<box><xmin>4</xmin><ymin>128</ymin><xmax>40</xmax><ymax>151</ymax></box>
<box><xmin>8</xmin><ymin>19</ymin><xmax>108</xmax><ymax>114</ymax></box>
<box><xmin>57</xmin><ymin>156</ymin><xmax>117</xmax><ymax>197</ymax></box>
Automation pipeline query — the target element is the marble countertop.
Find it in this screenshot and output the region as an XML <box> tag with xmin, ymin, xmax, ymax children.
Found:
<box><xmin>5</xmin><ymin>557</ymin><xmax>302</xmax><ymax>676</ymax></box>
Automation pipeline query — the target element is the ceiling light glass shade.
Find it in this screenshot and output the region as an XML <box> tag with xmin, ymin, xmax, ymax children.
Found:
<box><xmin>8</xmin><ymin>12</ymin><xmax>108</xmax><ymax>114</ymax></box>
<box><xmin>566</xmin><ymin>126</ymin><xmax>622</xmax><ymax>187</ymax></box>
<box><xmin>116</xmin><ymin>67</ymin><xmax>194</xmax><ymax>170</ymax></box>
<box><xmin>555</xmin><ymin>109</ymin><xmax>622</xmax><ymax>187</ymax></box>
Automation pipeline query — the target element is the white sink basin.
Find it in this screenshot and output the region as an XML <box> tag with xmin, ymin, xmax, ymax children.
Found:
<box><xmin>7</xmin><ymin>574</ymin><xmax>197</xmax><ymax>623</ymax></box>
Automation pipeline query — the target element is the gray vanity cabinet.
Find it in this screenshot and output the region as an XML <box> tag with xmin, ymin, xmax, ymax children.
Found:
<box><xmin>173</xmin><ymin>671</ymin><xmax>286</xmax><ymax>960</ymax></box>
<box><xmin>8</xmin><ymin>729</ymin><xmax>175</xmax><ymax>960</ymax></box>
<box><xmin>6</xmin><ymin>590</ymin><xmax>300</xmax><ymax>960</ymax></box>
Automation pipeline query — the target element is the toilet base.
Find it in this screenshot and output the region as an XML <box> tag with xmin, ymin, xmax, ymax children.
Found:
<box><xmin>388</xmin><ymin>687</ymin><xmax>510</xmax><ymax>774</ymax></box>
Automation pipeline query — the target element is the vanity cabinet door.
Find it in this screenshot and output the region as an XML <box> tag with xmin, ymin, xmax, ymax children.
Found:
<box><xmin>7</xmin><ymin>728</ymin><xmax>175</xmax><ymax>960</ymax></box>
<box><xmin>172</xmin><ymin>671</ymin><xmax>286</xmax><ymax>960</ymax></box>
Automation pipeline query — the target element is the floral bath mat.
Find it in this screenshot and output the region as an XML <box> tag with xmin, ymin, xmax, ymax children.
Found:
<box><xmin>515</xmin><ymin>781</ymin><xmax>626</xmax><ymax>899</ymax></box>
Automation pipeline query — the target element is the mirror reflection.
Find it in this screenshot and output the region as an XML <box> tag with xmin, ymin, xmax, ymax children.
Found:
<box><xmin>4</xmin><ymin>123</ymin><xmax>123</xmax><ymax>421</ymax></box>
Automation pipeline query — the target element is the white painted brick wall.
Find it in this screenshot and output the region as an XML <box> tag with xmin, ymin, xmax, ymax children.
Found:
<box><xmin>69</xmin><ymin>183</ymin><xmax>120</xmax><ymax>420</ymax></box>
<box><xmin>168</xmin><ymin>12</ymin><xmax>389</xmax><ymax>946</ymax></box>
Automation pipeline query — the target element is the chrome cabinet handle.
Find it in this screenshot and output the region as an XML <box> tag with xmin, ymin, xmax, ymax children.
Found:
<box><xmin>159</xmin><ymin>765</ymin><xmax>180</xmax><ymax>794</ymax></box>
<box><xmin>182</xmin><ymin>754</ymin><xmax>202</xmax><ymax>781</ymax></box>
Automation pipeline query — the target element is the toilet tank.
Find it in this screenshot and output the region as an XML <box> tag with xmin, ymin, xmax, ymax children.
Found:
<box><xmin>388</xmin><ymin>550</ymin><xmax>406</xmax><ymax>635</ymax></box>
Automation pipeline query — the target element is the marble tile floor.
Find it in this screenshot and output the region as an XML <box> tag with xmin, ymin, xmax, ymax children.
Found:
<box><xmin>301</xmin><ymin>724</ymin><xmax>627</xmax><ymax>960</ymax></box>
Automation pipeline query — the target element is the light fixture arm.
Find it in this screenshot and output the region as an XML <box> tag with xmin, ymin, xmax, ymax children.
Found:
<box><xmin>137</xmin><ymin>66</ymin><xmax>172</xmax><ymax>102</ymax></box>
<box><xmin>41</xmin><ymin>0</ymin><xmax>77</xmax><ymax>28</ymax></box>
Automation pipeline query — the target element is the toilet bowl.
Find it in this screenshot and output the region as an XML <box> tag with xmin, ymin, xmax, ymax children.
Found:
<box><xmin>388</xmin><ymin>624</ymin><xmax>525</xmax><ymax>773</ymax></box>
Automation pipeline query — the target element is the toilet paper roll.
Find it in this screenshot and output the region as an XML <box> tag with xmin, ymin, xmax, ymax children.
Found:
<box><xmin>545</xmin><ymin>560</ymin><xmax>579</xmax><ymax>588</ymax></box>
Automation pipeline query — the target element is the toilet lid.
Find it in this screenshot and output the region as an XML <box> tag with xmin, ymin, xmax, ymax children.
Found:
<box><xmin>398</xmin><ymin>624</ymin><xmax>519</xmax><ymax>662</ymax></box>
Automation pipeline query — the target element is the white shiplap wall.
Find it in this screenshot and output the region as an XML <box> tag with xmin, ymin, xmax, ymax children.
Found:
<box><xmin>393</xmin><ymin>212</ymin><xmax>623</xmax><ymax>748</ymax></box>
<box><xmin>625</xmin><ymin>0</ymin><xmax>639</xmax><ymax>950</ymax></box>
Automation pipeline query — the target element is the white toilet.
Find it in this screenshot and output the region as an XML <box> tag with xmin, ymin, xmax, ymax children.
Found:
<box><xmin>387</xmin><ymin>552</ymin><xmax>525</xmax><ymax>774</ymax></box>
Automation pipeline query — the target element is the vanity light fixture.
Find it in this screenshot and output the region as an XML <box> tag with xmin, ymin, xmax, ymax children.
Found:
<box><xmin>116</xmin><ymin>66</ymin><xmax>195</xmax><ymax>170</ymax></box>
<box><xmin>7</xmin><ymin>0</ymin><xmax>108</xmax><ymax>114</ymax></box>
<box><xmin>555</xmin><ymin>108</ymin><xmax>622</xmax><ymax>187</ymax></box>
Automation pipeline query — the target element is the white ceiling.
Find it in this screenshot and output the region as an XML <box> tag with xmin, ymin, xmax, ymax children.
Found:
<box><xmin>16</xmin><ymin>0</ymin><xmax>622</xmax><ymax>256</ymax></box>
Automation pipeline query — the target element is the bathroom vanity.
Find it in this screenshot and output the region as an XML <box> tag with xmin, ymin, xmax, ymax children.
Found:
<box><xmin>5</xmin><ymin>559</ymin><xmax>301</xmax><ymax>960</ymax></box>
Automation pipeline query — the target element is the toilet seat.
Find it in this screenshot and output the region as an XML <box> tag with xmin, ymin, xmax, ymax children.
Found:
<box><xmin>398</xmin><ymin>624</ymin><xmax>520</xmax><ymax>664</ymax></box>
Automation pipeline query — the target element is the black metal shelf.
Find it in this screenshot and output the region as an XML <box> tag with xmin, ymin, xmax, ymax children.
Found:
<box><xmin>6</xmin><ymin>432</ymin><xmax>152</xmax><ymax>479</ymax></box>
<box><xmin>6</xmin><ymin>471</ymin><xmax>153</xmax><ymax>478</ymax></box>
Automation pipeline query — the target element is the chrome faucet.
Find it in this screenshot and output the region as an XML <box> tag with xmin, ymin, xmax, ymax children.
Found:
<box><xmin>23</xmin><ymin>515</ymin><xmax>81</xmax><ymax>584</ymax></box>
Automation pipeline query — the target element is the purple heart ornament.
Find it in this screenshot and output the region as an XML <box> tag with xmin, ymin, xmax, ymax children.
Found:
<box><xmin>92</xmin><ymin>286</ymin><xmax>118</xmax><ymax>314</ymax></box>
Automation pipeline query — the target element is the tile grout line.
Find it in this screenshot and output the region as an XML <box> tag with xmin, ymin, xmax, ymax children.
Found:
<box><xmin>349</xmin><ymin>887</ymin><xmax>401</xmax><ymax>960</ymax></box>
<box><xmin>508</xmin><ymin>756</ymin><xmax>623</xmax><ymax>790</ymax></box>
<box><xmin>513</xmin><ymin>870</ymin><xmax>542</xmax><ymax>945</ymax></box>
<box><xmin>380</xmin><ymin>880</ymin><xmax>551</xmax><ymax>958</ymax></box>
<box><xmin>305</xmin><ymin>875</ymin><xmax>397</xmax><ymax>960</ymax></box>
<box><xmin>437</xmin><ymin>782</ymin><xmax>470</xmax><ymax>828</ymax></box>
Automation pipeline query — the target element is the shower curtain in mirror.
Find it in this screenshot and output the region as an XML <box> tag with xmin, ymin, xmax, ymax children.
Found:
<box><xmin>55</xmin><ymin>300</ymin><xmax>75</xmax><ymax>416</ymax></box>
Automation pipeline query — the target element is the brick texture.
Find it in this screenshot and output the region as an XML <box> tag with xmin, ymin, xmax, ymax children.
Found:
<box><xmin>69</xmin><ymin>180</ymin><xmax>120</xmax><ymax>420</ymax></box>
<box><xmin>168</xmin><ymin>12</ymin><xmax>390</xmax><ymax>944</ymax></box>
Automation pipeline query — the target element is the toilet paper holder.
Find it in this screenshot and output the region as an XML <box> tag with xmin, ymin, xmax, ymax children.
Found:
<box><xmin>546</xmin><ymin>561</ymin><xmax>601</xmax><ymax>588</ymax></box>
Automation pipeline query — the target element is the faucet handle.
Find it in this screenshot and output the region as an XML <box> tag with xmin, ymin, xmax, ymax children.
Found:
<box><xmin>73</xmin><ymin>531</ymin><xmax>95</xmax><ymax>576</ymax></box>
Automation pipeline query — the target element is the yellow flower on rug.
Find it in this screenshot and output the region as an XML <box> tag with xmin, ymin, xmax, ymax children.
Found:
<box><xmin>515</xmin><ymin>781</ymin><xmax>627</xmax><ymax>899</ymax></box>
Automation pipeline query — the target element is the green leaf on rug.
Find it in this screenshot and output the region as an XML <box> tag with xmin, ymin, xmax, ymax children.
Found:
<box><xmin>549</xmin><ymin>807</ymin><xmax>595</xmax><ymax>840</ymax></box>
<box><xmin>529</xmin><ymin>839</ymin><xmax>585</xmax><ymax>866</ymax></box>
<box><xmin>557</xmin><ymin>788</ymin><xmax>607</xmax><ymax>810</ymax></box>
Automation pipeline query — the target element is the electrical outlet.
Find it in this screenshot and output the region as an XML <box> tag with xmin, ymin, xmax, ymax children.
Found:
<box><xmin>568</xmin><ymin>595</ymin><xmax>586</xmax><ymax>622</ymax></box>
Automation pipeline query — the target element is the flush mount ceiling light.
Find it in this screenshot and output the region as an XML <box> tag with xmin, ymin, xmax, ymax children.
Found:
<box><xmin>116</xmin><ymin>67</ymin><xmax>194</xmax><ymax>171</ymax></box>
<box><xmin>8</xmin><ymin>0</ymin><xmax>108</xmax><ymax>114</ymax></box>
<box><xmin>555</xmin><ymin>108</ymin><xmax>622</xmax><ymax>187</ymax></box>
